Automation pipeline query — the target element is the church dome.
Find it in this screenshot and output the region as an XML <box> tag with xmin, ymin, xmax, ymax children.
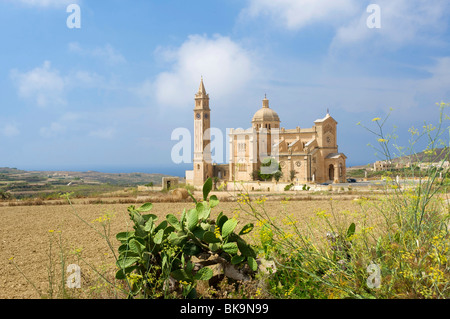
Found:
<box><xmin>252</xmin><ymin>97</ymin><xmax>280</xmax><ymax>123</ymax></box>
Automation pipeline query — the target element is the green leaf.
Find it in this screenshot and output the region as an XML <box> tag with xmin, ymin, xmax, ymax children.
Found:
<box><xmin>186</xmin><ymin>261</ymin><xmax>195</xmax><ymax>273</ymax></box>
<box><xmin>128</xmin><ymin>239</ymin><xmax>145</xmax><ymax>256</ymax></box>
<box><xmin>197</xmin><ymin>202</ymin><xmax>211</xmax><ymax>221</ymax></box>
<box><xmin>170</xmin><ymin>269</ymin><xmax>192</xmax><ymax>282</ymax></box>
<box><xmin>347</xmin><ymin>223</ymin><xmax>356</xmax><ymax>239</ymax></box>
<box><xmin>154</xmin><ymin>220</ymin><xmax>168</xmax><ymax>233</ymax></box>
<box><xmin>142</xmin><ymin>214</ymin><xmax>157</xmax><ymax>222</ymax></box>
<box><xmin>239</xmin><ymin>223</ymin><xmax>254</xmax><ymax>236</ymax></box>
<box><xmin>203</xmin><ymin>231</ymin><xmax>220</xmax><ymax>243</ymax></box>
<box><xmin>116</xmin><ymin>257</ymin><xmax>139</xmax><ymax>269</ymax></box>
<box><xmin>180</xmin><ymin>208</ymin><xmax>187</xmax><ymax>230</ymax></box>
<box><xmin>154</xmin><ymin>229</ymin><xmax>164</xmax><ymax>244</ymax></box>
<box><xmin>118</xmin><ymin>250</ymin><xmax>139</xmax><ymax>258</ymax></box>
<box><xmin>192</xmin><ymin>226</ymin><xmax>206</xmax><ymax>240</ymax></box>
<box><xmin>222</xmin><ymin>218</ymin><xmax>238</xmax><ymax>238</ymax></box>
<box><xmin>168</xmin><ymin>232</ymin><xmax>187</xmax><ymax>246</ymax></box>
<box><xmin>194</xmin><ymin>267</ymin><xmax>213</xmax><ymax>281</ymax></box>
<box><xmin>247</xmin><ymin>257</ymin><xmax>258</xmax><ymax>271</ymax></box>
<box><xmin>199</xmin><ymin>207</ymin><xmax>211</xmax><ymax>221</ymax></box>
<box><xmin>200</xmin><ymin>222</ymin><xmax>211</xmax><ymax>231</ymax></box>
<box><xmin>187</xmin><ymin>287</ymin><xmax>197</xmax><ymax>299</ymax></box>
<box><xmin>196</xmin><ymin>202</ymin><xmax>205</xmax><ymax>214</ymax></box>
<box><xmin>237</xmin><ymin>238</ymin><xmax>256</xmax><ymax>258</ymax></box>
<box><xmin>222</xmin><ymin>242</ymin><xmax>238</xmax><ymax>255</ymax></box>
<box><xmin>144</xmin><ymin>218</ymin><xmax>155</xmax><ymax>232</ymax></box>
<box><xmin>115</xmin><ymin>266</ymin><xmax>137</xmax><ymax>279</ymax></box>
<box><xmin>209</xmin><ymin>242</ymin><xmax>220</xmax><ymax>252</ymax></box>
<box><xmin>134</xmin><ymin>224</ymin><xmax>147</xmax><ymax>238</ymax></box>
<box><xmin>137</xmin><ymin>203</ymin><xmax>153</xmax><ymax>212</ymax></box>
<box><xmin>217</xmin><ymin>214</ymin><xmax>228</xmax><ymax>229</ymax></box>
<box><xmin>187</xmin><ymin>208</ymin><xmax>199</xmax><ymax>231</ymax></box>
<box><xmin>164</xmin><ymin>225</ymin><xmax>175</xmax><ymax>236</ymax></box>
<box><xmin>183</xmin><ymin>242</ymin><xmax>202</xmax><ymax>256</ymax></box>
<box><xmin>116</xmin><ymin>231</ymin><xmax>134</xmax><ymax>243</ymax></box>
<box><xmin>129</xmin><ymin>211</ymin><xmax>145</xmax><ymax>226</ymax></box>
<box><xmin>209</xmin><ymin>195</ymin><xmax>219</xmax><ymax>208</ymax></box>
<box><xmin>216</xmin><ymin>212</ymin><xmax>223</xmax><ymax>224</ymax></box>
<box><xmin>231</xmin><ymin>255</ymin><xmax>245</xmax><ymax>265</ymax></box>
<box><xmin>118</xmin><ymin>243</ymin><xmax>129</xmax><ymax>253</ymax></box>
<box><xmin>203</xmin><ymin>177</ymin><xmax>212</xmax><ymax>201</ymax></box>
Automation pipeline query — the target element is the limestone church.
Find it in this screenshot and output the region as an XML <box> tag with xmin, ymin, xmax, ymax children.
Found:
<box><xmin>185</xmin><ymin>79</ymin><xmax>347</xmax><ymax>187</ymax></box>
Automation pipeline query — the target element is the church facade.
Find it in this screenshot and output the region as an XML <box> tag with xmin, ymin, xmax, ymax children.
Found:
<box><xmin>185</xmin><ymin>79</ymin><xmax>347</xmax><ymax>188</ymax></box>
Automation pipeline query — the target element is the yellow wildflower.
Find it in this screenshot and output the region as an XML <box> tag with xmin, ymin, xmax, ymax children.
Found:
<box><xmin>214</xmin><ymin>225</ymin><xmax>221</xmax><ymax>239</ymax></box>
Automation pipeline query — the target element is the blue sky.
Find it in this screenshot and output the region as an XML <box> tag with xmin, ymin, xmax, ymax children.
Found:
<box><xmin>1</xmin><ymin>0</ymin><xmax>450</xmax><ymax>176</ymax></box>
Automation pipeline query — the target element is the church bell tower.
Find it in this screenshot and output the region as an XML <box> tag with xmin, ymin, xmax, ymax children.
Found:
<box><xmin>193</xmin><ymin>77</ymin><xmax>213</xmax><ymax>187</ymax></box>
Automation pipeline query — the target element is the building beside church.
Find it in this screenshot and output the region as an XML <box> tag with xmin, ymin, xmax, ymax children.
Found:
<box><xmin>185</xmin><ymin>79</ymin><xmax>347</xmax><ymax>188</ymax></box>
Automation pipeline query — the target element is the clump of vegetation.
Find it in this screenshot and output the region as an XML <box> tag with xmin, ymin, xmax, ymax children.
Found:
<box><xmin>251</xmin><ymin>157</ymin><xmax>282</xmax><ymax>182</ymax></box>
<box><xmin>115</xmin><ymin>178</ymin><xmax>258</xmax><ymax>299</ymax></box>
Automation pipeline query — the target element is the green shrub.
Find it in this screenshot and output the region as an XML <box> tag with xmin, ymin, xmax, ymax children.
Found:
<box><xmin>115</xmin><ymin>178</ymin><xmax>257</xmax><ymax>299</ymax></box>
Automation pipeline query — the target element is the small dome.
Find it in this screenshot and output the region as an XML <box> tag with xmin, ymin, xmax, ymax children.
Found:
<box><xmin>252</xmin><ymin>108</ymin><xmax>280</xmax><ymax>122</ymax></box>
<box><xmin>252</xmin><ymin>97</ymin><xmax>280</xmax><ymax>123</ymax></box>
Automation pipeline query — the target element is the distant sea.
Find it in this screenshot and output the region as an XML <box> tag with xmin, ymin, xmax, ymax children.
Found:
<box><xmin>18</xmin><ymin>161</ymin><xmax>367</xmax><ymax>178</ymax></box>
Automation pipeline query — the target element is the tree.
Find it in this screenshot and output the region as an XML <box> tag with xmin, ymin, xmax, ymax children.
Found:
<box><xmin>290</xmin><ymin>170</ymin><xmax>296</xmax><ymax>182</ymax></box>
<box><xmin>251</xmin><ymin>170</ymin><xmax>260</xmax><ymax>181</ymax></box>
<box><xmin>213</xmin><ymin>176</ymin><xmax>220</xmax><ymax>190</ymax></box>
<box><xmin>274</xmin><ymin>170</ymin><xmax>283</xmax><ymax>182</ymax></box>
<box><xmin>259</xmin><ymin>157</ymin><xmax>282</xmax><ymax>181</ymax></box>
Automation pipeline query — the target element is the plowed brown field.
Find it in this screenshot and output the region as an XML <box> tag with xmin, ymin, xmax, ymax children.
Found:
<box><xmin>0</xmin><ymin>196</ymin><xmax>367</xmax><ymax>299</ymax></box>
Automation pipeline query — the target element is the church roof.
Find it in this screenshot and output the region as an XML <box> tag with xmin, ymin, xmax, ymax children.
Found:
<box><xmin>288</xmin><ymin>139</ymin><xmax>299</xmax><ymax>147</ymax></box>
<box><xmin>252</xmin><ymin>96</ymin><xmax>280</xmax><ymax>123</ymax></box>
<box><xmin>314</xmin><ymin>112</ymin><xmax>337</xmax><ymax>124</ymax></box>
<box><xmin>325</xmin><ymin>153</ymin><xmax>347</xmax><ymax>159</ymax></box>
<box><xmin>305</xmin><ymin>138</ymin><xmax>315</xmax><ymax>147</ymax></box>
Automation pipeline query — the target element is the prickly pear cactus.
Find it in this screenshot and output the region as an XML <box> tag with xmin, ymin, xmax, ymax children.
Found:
<box><xmin>115</xmin><ymin>178</ymin><xmax>257</xmax><ymax>298</ymax></box>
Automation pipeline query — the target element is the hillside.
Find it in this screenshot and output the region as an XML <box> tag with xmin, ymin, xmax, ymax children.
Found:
<box><xmin>390</xmin><ymin>147</ymin><xmax>449</xmax><ymax>164</ymax></box>
<box><xmin>0</xmin><ymin>167</ymin><xmax>178</xmax><ymax>199</ymax></box>
<box><xmin>0</xmin><ymin>167</ymin><xmax>174</xmax><ymax>186</ymax></box>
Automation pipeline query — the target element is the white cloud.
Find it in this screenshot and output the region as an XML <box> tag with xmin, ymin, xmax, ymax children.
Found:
<box><xmin>416</xmin><ymin>57</ymin><xmax>450</xmax><ymax>101</ymax></box>
<box><xmin>40</xmin><ymin>122</ymin><xmax>66</xmax><ymax>138</ymax></box>
<box><xmin>2</xmin><ymin>124</ymin><xmax>20</xmax><ymax>137</ymax></box>
<box><xmin>89</xmin><ymin>128</ymin><xmax>115</xmax><ymax>139</ymax></box>
<box><xmin>10</xmin><ymin>61</ymin><xmax>66</xmax><ymax>108</ymax></box>
<box><xmin>242</xmin><ymin>0</ymin><xmax>449</xmax><ymax>51</ymax></box>
<box><xmin>331</xmin><ymin>0</ymin><xmax>450</xmax><ymax>50</ymax></box>
<box><xmin>69</xmin><ymin>42</ymin><xmax>126</xmax><ymax>65</ymax></box>
<box><xmin>39</xmin><ymin>112</ymin><xmax>82</xmax><ymax>138</ymax></box>
<box><xmin>148</xmin><ymin>34</ymin><xmax>260</xmax><ymax>107</ymax></box>
<box><xmin>10</xmin><ymin>60</ymin><xmax>114</xmax><ymax>108</ymax></box>
<box><xmin>241</xmin><ymin>0</ymin><xmax>358</xmax><ymax>30</ymax></box>
<box><xmin>69</xmin><ymin>70</ymin><xmax>107</xmax><ymax>89</ymax></box>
